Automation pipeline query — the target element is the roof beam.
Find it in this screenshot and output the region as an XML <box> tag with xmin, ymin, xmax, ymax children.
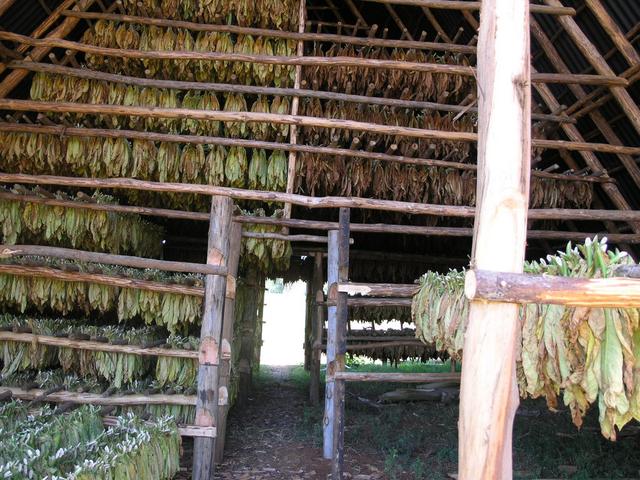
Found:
<box><xmin>585</xmin><ymin>0</ymin><xmax>640</xmax><ymax>67</ymax></box>
<box><xmin>361</xmin><ymin>0</ymin><xmax>576</xmax><ymax>16</ymax></box>
<box><xmin>543</xmin><ymin>0</ymin><xmax>640</xmax><ymax>138</ymax></box>
<box><xmin>530</xmin><ymin>18</ymin><xmax>640</xmax><ymax>192</ymax></box>
<box><xmin>0</xmin><ymin>0</ymin><xmax>16</xmax><ymax>18</ymax></box>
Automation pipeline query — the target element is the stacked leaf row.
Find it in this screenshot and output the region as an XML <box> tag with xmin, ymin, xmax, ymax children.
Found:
<box><xmin>0</xmin><ymin>401</ymin><xmax>180</xmax><ymax>479</ymax></box>
<box><xmin>412</xmin><ymin>239</ymin><xmax>640</xmax><ymax>440</ymax></box>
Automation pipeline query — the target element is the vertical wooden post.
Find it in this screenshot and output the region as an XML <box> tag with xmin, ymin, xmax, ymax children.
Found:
<box><xmin>304</xmin><ymin>280</ymin><xmax>313</xmax><ymax>371</ymax></box>
<box><xmin>193</xmin><ymin>195</ymin><xmax>233</xmax><ymax>480</ymax></box>
<box><xmin>332</xmin><ymin>208</ymin><xmax>350</xmax><ymax>479</ymax></box>
<box><xmin>309</xmin><ymin>252</ymin><xmax>324</xmax><ymax>405</ymax></box>
<box><xmin>214</xmin><ymin>222</ymin><xmax>242</xmax><ymax>464</ymax></box>
<box><xmin>323</xmin><ymin>209</ymin><xmax>350</xmax><ymax>475</ymax></box>
<box><xmin>238</xmin><ymin>268</ymin><xmax>259</xmax><ymax>407</ymax></box>
<box><xmin>458</xmin><ymin>1</ymin><xmax>531</xmax><ymax>479</ymax></box>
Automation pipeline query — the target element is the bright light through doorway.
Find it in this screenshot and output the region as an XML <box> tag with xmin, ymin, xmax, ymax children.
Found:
<box><xmin>260</xmin><ymin>280</ymin><xmax>307</xmax><ymax>366</ymax></box>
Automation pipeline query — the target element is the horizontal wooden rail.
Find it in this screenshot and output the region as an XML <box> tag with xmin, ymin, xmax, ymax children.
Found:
<box><xmin>242</xmin><ymin>232</ymin><xmax>331</xmax><ymax>243</ymax></box>
<box><xmin>0</xmin><ymin>98</ymin><xmax>479</xmax><ymax>143</ymax></box>
<box><xmin>464</xmin><ymin>269</ymin><xmax>640</xmax><ymax>307</ymax></box>
<box><xmin>1</xmin><ymin>104</ymin><xmax>635</xmax><ymax>156</ymax></box>
<box><xmin>1</xmin><ymin>190</ymin><xmax>637</xmax><ymax>242</ymax></box>
<box><xmin>60</xmin><ymin>10</ymin><xmax>477</xmax><ymax>54</ymax></box>
<box><xmin>0</xmin><ymin>263</ymin><xmax>205</xmax><ymax>296</ymax></box>
<box><xmin>332</xmin><ymin>282</ymin><xmax>420</xmax><ymax>299</ymax></box>
<box><xmin>0</xmin><ymin>32</ymin><xmax>624</xmax><ymax>87</ymax></box>
<box><xmin>7</xmin><ymin>173</ymin><xmax>640</xmax><ymax>222</ymax></box>
<box><xmin>322</xmin><ymin>297</ymin><xmax>413</xmax><ymax>307</ymax></box>
<box><xmin>2</xmin><ymin>386</ymin><xmax>196</xmax><ymax>405</ymax></box>
<box><xmin>102</xmin><ymin>416</ymin><xmax>215</xmax><ymax>438</ymax></box>
<box><xmin>9</xmin><ymin>61</ymin><xmax>575</xmax><ymax>124</ymax></box>
<box><xmin>316</xmin><ymin>340</ymin><xmax>427</xmax><ymax>350</ymax></box>
<box><xmin>329</xmin><ymin>371</ymin><xmax>461</xmax><ymax>382</ymax></box>
<box><xmin>0</xmin><ymin>331</ymin><xmax>199</xmax><ymax>358</ymax></box>
<box><xmin>0</xmin><ymin>244</ymin><xmax>226</xmax><ymax>275</ymax></box>
<box><xmin>2</xmin><ymin>122</ymin><xmax>621</xmax><ymax>175</ymax></box>
<box><xmin>359</xmin><ymin>0</ymin><xmax>575</xmax><ymax>15</ymax></box>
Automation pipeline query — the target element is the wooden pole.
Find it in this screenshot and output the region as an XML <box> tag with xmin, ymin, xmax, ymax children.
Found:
<box><xmin>331</xmin><ymin>372</ymin><xmax>460</xmax><ymax>383</ymax></box>
<box><xmin>543</xmin><ymin>0</ymin><xmax>640</xmax><ymax>137</ymax></box>
<box><xmin>238</xmin><ymin>269</ymin><xmax>259</xmax><ymax>407</ymax></box>
<box><xmin>323</xmin><ymin>229</ymin><xmax>339</xmax><ymax>460</ymax></box>
<box><xmin>0</xmin><ymin>263</ymin><xmax>204</xmax><ymax>296</ymax></box>
<box><xmin>0</xmin><ymin>0</ymin><xmax>16</xmax><ymax>18</ymax></box>
<box><xmin>465</xmin><ymin>269</ymin><xmax>640</xmax><ymax>307</ymax></box>
<box><xmin>331</xmin><ymin>208</ymin><xmax>350</xmax><ymax>480</ymax></box>
<box><xmin>0</xmin><ymin>244</ymin><xmax>226</xmax><ymax>276</ymax></box>
<box><xmin>310</xmin><ymin>253</ymin><xmax>324</xmax><ymax>405</ymax></box>
<box><xmin>0</xmin><ymin>0</ymin><xmax>96</xmax><ymax>98</ymax></box>
<box><xmin>0</xmin><ymin>31</ymin><xmax>625</xmax><ymax>87</ymax></box>
<box><xmin>192</xmin><ymin>195</ymin><xmax>232</xmax><ymax>480</ymax></box>
<box><xmin>2</xmin><ymin>189</ymin><xmax>638</xmax><ymax>242</ymax></box>
<box><xmin>0</xmin><ymin>331</ymin><xmax>199</xmax><ymax>358</ymax></box>
<box><xmin>11</xmin><ymin>173</ymin><xmax>640</xmax><ymax>222</ymax></box>
<box><xmin>459</xmin><ymin>0</ymin><xmax>531</xmax><ymax>478</ymax></box>
<box><xmin>62</xmin><ymin>10</ymin><xmax>476</xmax><ymax>54</ymax></box>
<box><xmin>214</xmin><ymin>222</ymin><xmax>242</xmax><ymax>464</ymax></box>
<box><xmin>359</xmin><ymin>0</ymin><xmax>575</xmax><ymax>15</ymax></box>
<box><xmin>4</xmin><ymin>62</ymin><xmax>572</xmax><ymax>123</ymax></box>
<box><xmin>3</xmin><ymin>387</ymin><xmax>196</xmax><ymax>406</ymax></box>
<box><xmin>585</xmin><ymin>0</ymin><xmax>640</xmax><ymax>67</ymax></box>
<box><xmin>284</xmin><ymin>0</ymin><xmax>306</xmax><ymax>221</ymax></box>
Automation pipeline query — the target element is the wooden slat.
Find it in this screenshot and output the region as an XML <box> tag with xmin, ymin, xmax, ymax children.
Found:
<box><xmin>331</xmin><ymin>372</ymin><xmax>461</xmax><ymax>382</ymax></box>
<box><xmin>0</xmin><ymin>332</ymin><xmax>199</xmax><ymax>358</ymax></box>
<box><xmin>3</xmin><ymin>387</ymin><xmax>196</xmax><ymax>405</ymax></box>
<box><xmin>0</xmin><ymin>244</ymin><xmax>226</xmax><ymax>275</ymax></box>
<box><xmin>465</xmin><ymin>269</ymin><xmax>640</xmax><ymax>307</ymax></box>
<box><xmin>0</xmin><ymin>263</ymin><xmax>205</xmax><ymax>296</ymax></box>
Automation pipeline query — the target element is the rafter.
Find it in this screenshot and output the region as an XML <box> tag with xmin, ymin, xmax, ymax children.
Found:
<box><xmin>530</xmin><ymin>18</ymin><xmax>640</xmax><ymax>192</ymax></box>
<box><xmin>0</xmin><ymin>0</ymin><xmax>16</xmax><ymax>18</ymax></box>
<box><xmin>543</xmin><ymin>0</ymin><xmax>640</xmax><ymax>138</ymax></box>
<box><xmin>585</xmin><ymin>0</ymin><xmax>640</xmax><ymax>67</ymax></box>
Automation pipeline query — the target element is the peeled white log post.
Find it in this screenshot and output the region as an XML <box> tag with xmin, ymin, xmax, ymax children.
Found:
<box><xmin>331</xmin><ymin>208</ymin><xmax>350</xmax><ymax>479</ymax></box>
<box><xmin>214</xmin><ymin>222</ymin><xmax>242</xmax><ymax>464</ymax></box>
<box><xmin>459</xmin><ymin>1</ymin><xmax>531</xmax><ymax>479</ymax></box>
<box><xmin>193</xmin><ymin>196</ymin><xmax>232</xmax><ymax>480</ymax></box>
<box><xmin>323</xmin><ymin>229</ymin><xmax>339</xmax><ymax>460</ymax></box>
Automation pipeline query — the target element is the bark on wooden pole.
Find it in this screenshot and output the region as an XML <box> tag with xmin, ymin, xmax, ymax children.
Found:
<box><xmin>322</xmin><ymin>208</ymin><xmax>350</xmax><ymax>476</ymax></box>
<box><xmin>192</xmin><ymin>195</ymin><xmax>233</xmax><ymax>480</ymax></box>
<box><xmin>214</xmin><ymin>222</ymin><xmax>242</xmax><ymax>464</ymax></box>
<box><xmin>458</xmin><ymin>0</ymin><xmax>531</xmax><ymax>478</ymax></box>
<box><xmin>310</xmin><ymin>253</ymin><xmax>324</xmax><ymax>405</ymax></box>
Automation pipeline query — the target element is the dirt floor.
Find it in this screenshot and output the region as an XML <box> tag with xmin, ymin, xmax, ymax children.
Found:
<box><xmin>215</xmin><ymin>366</ymin><xmax>393</xmax><ymax>479</ymax></box>
<box><xmin>183</xmin><ymin>364</ymin><xmax>640</xmax><ymax>479</ymax></box>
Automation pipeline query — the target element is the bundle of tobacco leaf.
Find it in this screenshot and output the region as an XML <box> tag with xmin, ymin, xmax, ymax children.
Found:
<box><xmin>299</xmin><ymin>99</ymin><xmax>476</xmax><ymax>163</ymax></box>
<box><xmin>0</xmin><ymin>185</ymin><xmax>164</xmax><ymax>257</ymax></box>
<box><xmin>0</xmin><ymin>403</ymin><xmax>181</xmax><ymax>480</ymax></box>
<box><xmin>304</xmin><ymin>44</ymin><xmax>474</xmax><ymax>105</ymax></box>
<box><xmin>296</xmin><ymin>157</ymin><xmax>593</xmax><ymax>209</ymax></box>
<box><xmin>240</xmin><ymin>209</ymin><xmax>292</xmax><ymax>273</ymax></box>
<box><xmin>80</xmin><ymin>21</ymin><xmax>297</xmax><ymax>85</ymax></box>
<box><xmin>31</xmin><ymin>73</ymin><xmax>292</xmax><ymax>138</ymax></box>
<box><xmin>350</xmin><ymin>304</ymin><xmax>412</xmax><ymax>325</ymax></box>
<box><xmin>119</xmin><ymin>0</ymin><xmax>300</xmax><ymax>30</ymax></box>
<box><xmin>0</xmin><ymin>256</ymin><xmax>203</xmax><ymax>333</ymax></box>
<box><xmin>412</xmin><ymin>238</ymin><xmax>640</xmax><ymax>440</ymax></box>
<box><xmin>0</xmin><ymin>133</ymin><xmax>289</xmax><ymax>199</ymax></box>
<box><xmin>155</xmin><ymin>335</ymin><xmax>199</xmax><ymax>388</ymax></box>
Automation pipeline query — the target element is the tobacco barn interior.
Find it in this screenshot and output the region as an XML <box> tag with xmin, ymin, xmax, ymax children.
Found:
<box><xmin>0</xmin><ymin>0</ymin><xmax>639</xmax><ymax>478</ymax></box>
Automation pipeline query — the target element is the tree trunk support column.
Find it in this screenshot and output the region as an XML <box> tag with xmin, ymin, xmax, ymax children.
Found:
<box><xmin>192</xmin><ymin>195</ymin><xmax>233</xmax><ymax>480</ymax></box>
<box><xmin>214</xmin><ymin>222</ymin><xmax>243</xmax><ymax>464</ymax></box>
<box><xmin>458</xmin><ymin>1</ymin><xmax>531</xmax><ymax>479</ymax></box>
<box><xmin>323</xmin><ymin>208</ymin><xmax>350</xmax><ymax>478</ymax></box>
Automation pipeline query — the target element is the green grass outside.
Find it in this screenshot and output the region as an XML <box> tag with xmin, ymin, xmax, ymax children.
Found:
<box><xmin>274</xmin><ymin>360</ymin><xmax>640</xmax><ymax>479</ymax></box>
